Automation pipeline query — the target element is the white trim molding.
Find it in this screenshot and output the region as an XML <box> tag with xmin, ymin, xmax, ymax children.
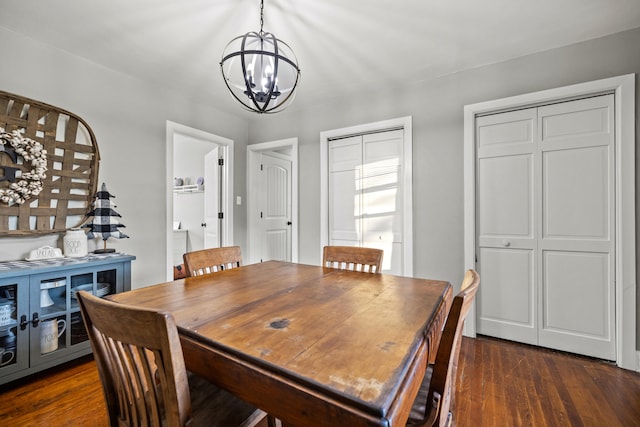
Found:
<box><xmin>463</xmin><ymin>74</ymin><xmax>636</xmax><ymax>370</ymax></box>
<box><xmin>320</xmin><ymin>116</ymin><xmax>413</xmax><ymax>276</ymax></box>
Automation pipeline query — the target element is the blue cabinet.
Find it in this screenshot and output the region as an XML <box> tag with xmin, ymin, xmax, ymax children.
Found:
<box><xmin>0</xmin><ymin>254</ymin><xmax>135</xmax><ymax>385</ymax></box>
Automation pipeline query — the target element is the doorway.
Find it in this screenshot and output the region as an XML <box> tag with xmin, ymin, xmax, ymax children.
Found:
<box><xmin>247</xmin><ymin>138</ymin><xmax>298</xmax><ymax>264</ymax></box>
<box><xmin>320</xmin><ymin>117</ymin><xmax>413</xmax><ymax>276</ymax></box>
<box><xmin>165</xmin><ymin>121</ymin><xmax>234</xmax><ymax>281</ymax></box>
<box><xmin>463</xmin><ymin>74</ymin><xmax>636</xmax><ymax>370</ymax></box>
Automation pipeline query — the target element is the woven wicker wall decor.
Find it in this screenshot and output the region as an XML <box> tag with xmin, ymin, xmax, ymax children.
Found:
<box><xmin>0</xmin><ymin>90</ymin><xmax>100</xmax><ymax>236</ymax></box>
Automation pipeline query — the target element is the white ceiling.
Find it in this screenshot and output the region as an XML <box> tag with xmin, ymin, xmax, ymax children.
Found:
<box><xmin>1</xmin><ymin>0</ymin><xmax>639</xmax><ymax>116</ymax></box>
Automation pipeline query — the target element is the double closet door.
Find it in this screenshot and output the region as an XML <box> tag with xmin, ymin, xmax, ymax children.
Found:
<box><xmin>328</xmin><ymin>130</ymin><xmax>404</xmax><ymax>275</ymax></box>
<box><xmin>476</xmin><ymin>94</ymin><xmax>615</xmax><ymax>360</ymax></box>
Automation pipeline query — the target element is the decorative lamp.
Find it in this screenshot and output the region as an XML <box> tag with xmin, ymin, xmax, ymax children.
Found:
<box><xmin>220</xmin><ymin>0</ymin><xmax>300</xmax><ymax>114</ymax></box>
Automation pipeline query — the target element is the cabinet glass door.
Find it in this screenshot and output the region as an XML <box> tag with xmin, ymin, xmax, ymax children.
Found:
<box><xmin>0</xmin><ymin>278</ymin><xmax>28</xmax><ymax>374</ymax></box>
<box><xmin>30</xmin><ymin>264</ymin><xmax>123</xmax><ymax>366</ymax></box>
<box><xmin>68</xmin><ymin>266</ymin><xmax>121</xmax><ymax>346</ymax></box>
<box><xmin>31</xmin><ymin>274</ymin><xmax>70</xmax><ymax>364</ymax></box>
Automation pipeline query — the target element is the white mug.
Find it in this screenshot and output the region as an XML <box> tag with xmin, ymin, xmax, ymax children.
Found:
<box><xmin>0</xmin><ymin>302</ymin><xmax>12</xmax><ymax>326</ymax></box>
<box><xmin>0</xmin><ymin>347</ymin><xmax>14</xmax><ymax>367</ymax></box>
<box><xmin>40</xmin><ymin>319</ymin><xmax>66</xmax><ymax>354</ymax></box>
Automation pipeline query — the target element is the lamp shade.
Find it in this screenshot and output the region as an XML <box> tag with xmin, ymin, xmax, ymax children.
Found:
<box><xmin>221</xmin><ymin>31</ymin><xmax>300</xmax><ymax>114</ymax></box>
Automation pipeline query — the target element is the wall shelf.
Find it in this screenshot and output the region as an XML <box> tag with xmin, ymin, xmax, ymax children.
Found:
<box><xmin>173</xmin><ymin>185</ymin><xmax>203</xmax><ymax>194</ymax></box>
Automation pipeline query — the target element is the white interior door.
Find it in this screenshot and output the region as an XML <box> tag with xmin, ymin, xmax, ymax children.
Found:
<box><xmin>259</xmin><ymin>152</ymin><xmax>292</xmax><ymax>261</ymax></box>
<box><xmin>362</xmin><ymin>131</ymin><xmax>404</xmax><ymax>275</ymax></box>
<box><xmin>204</xmin><ymin>147</ymin><xmax>220</xmax><ymax>249</ymax></box>
<box><xmin>537</xmin><ymin>96</ymin><xmax>615</xmax><ymax>359</ymax></box>
<box><xmin>476</xmin><ymin>108</ymin><xmax>538</xmax><ymax>345</ymax></box>
<box><xmin>476</xmin><ymin>94</ymin><xmax>615</xmax><ymax>360</ymax></box>
<box><xmin>329</xmin><ymin>136</ymin><xmax>362</xmax><ymax>246</ymax></box>
<box><xmin>247</xmin><ymin>138</ymin><xmax>298</xmax><ymax>265</ymax></box>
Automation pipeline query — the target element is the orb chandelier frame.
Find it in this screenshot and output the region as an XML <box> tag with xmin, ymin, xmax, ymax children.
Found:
<box><xmin>220</xmin><ymin>0</ymin><xmax>300</xmax><ymax>114</ymax></box>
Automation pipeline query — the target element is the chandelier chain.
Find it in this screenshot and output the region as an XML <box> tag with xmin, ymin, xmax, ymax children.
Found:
<box><xmin>260</xmin><ymin>0</ymin><xmax>264</xmax><ymax>34</ymax></box>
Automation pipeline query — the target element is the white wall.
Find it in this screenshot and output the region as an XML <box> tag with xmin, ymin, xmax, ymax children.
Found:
<box><xmin>0</xmin><ymin>27</ymin><xmax>249</xmax><ymax>288</ymax></box>
<box><xmin>247</xmin><ymin>27</ymin><xmax>640</xmax><ymax>347</ymax></box>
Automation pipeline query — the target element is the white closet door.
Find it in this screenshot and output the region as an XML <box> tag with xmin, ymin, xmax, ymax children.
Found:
<box><xmin>538</xmin><ymin>95</ymin><xmax>615</xmax><ymax>359</ymax></box>
<box><xmin>329</xmin><ymin>136</ymin><xmax>362</xmax><ymax>246</ymax></box>
<box><xmin>476</xmin><ymin>108</ymin><xmax>538</xmax><ymax>345</ymax></box>
<box><xmin>328</xmin><ymin>130</ymin><xmax>404</xmax><ymax>275</ymax></box>
<box><xmin>476</xmin><ymin>95</ymin><xmax>615</xmax><ymax>360</ymax></box>
<box><xmin>362</xmin><ymin>130</ymin><xmax>403</xmax><ymax>275</ymax></box>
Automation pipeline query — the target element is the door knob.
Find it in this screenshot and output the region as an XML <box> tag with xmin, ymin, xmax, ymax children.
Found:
<box><xmin>287</xmin><ymin>221</ymin><xmax>292</xmax><ymax>226</ymax></box>
<box><xmin>502</xmin><ymin>240</ymin><xmax>511</xmax><ymax>247</ymax></box>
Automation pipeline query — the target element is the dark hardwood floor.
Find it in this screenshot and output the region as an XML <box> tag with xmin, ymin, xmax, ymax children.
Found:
<box><xmin>455</xmin><ymin>336</ymin><xmax>640</xmax><ymax>426</ymax></box>
<box><xmin>1</xmin><ymin>336</ymin><xmax>639</xmax><ymax>426</ymax></box>
<box><xmin>0</xmin><ymin>354</ymin><xmax>106</xmax><ymax>426</ymax></box>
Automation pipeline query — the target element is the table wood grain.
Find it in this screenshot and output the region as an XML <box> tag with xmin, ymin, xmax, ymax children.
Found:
<box><xmin>109</xmin><ymin>261</ymin><xmax>451</xmax><ymax>427</ymax></box>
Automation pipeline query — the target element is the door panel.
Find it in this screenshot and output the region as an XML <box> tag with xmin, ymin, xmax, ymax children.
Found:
<box><xmin>265</xmin><ymin>230</ymin><xmax>289</xmax><ymax>262</ymax></box>
<box><xmin>329</xmin><ymin>136</ymin><xmax>362</xmax><ymax>172</ymax></box>
<box><xmin>329</xmin><ymin>169</ymin><xmax>361</xmax><ymax>243</ymax></box>
<box><xmin>543</xmin><ymin>146</ymin><xmax>610</xmax><ymax>240</ymax></box>
<box><xmin>363</xmin><ymin>130</ymin><xmax>402</xmax><ymax>162</ymax></box>
<box><xmin>543</xmin><ymin>251</ymin><xmax>610</xmax><ymax>337</ymax></box>
<box><xmin>478</xmin><ymin>154</ymin><xmax>534</xmax><ymax>241</ymax></box>
<box><xmin>477</xmin><ymin>108</ymin><xmax>535</xmax><ymax>157</ymax></box>
<box><xmin>478</xmin><ymin>248</ymin><xmax>536</xmax><ymax>344</ymax></box>
<box><xmin>541</xmin><ymin>103</ymin><xmax>610</xmax><ymax>144</ymax></box>
<box><xmin>362</xmin><ymin>186</ymin><xmax>402</xmax><ymax>243</ymax></box>
<box><xmin>542</xmin><ymin>250</ymin><xmax>614</xmax><ymax>358</ymax></box>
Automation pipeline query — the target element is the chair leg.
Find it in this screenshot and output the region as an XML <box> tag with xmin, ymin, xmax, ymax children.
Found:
<box><xmin>239</xmin><ymin>410</ymin><xmax>270</xmax><ymax>427</ymax></box>
<box><xmin>445</xmin><ymin>412</ymin><xmax>453</xmax><ymax>427</ymax></box>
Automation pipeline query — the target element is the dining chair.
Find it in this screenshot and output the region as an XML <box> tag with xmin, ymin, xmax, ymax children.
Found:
<box><xmin>183</xmin><ymin>246</ymin><xmax>243</xmax><ymax>277</ymax></box>
<box><xmin>407</xmin><ymin>269</ymin><xmax>480</xmax><ymax>427</ymax></box>
<box><xmin>76</xmin><ymin>291</ymin><xmax>266</xmax><ymax>427</ymax></box>
<box><xmin>322</xmin><ymin>245</ymin><xmax>384</xmax><ymax>273</ymax></box>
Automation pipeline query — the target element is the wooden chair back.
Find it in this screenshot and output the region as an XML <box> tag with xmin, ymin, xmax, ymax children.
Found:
<box><xmin>322</xmin><ymin>245</ymin><xmax>384</xmax><ymax>273</ymax></box>
<box><xmin>412</xmin><ymin>269</ymin><xmax>480</xmax><ymax>427</ymax></box>
<box><xmin>76</xmin><ymin>291</ymin><xmax>192</xmax><ymax>426</ymax></box>
<box><xmin>183</xmin><ymin>246</ymin><xmax>242</xmax><ymax>277</ymax></box>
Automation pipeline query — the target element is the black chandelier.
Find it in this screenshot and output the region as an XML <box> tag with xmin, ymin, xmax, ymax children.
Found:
<box><xmin>220</xmin><ymin>0</ymin><xmax>300</xmax><ymax>114</ymax></box>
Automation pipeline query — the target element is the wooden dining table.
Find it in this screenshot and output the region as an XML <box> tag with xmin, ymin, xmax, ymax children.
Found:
<box><xmin>108</xmin><ymin>261</ymin><xmax>452</xmax><ymax>427</ymax></box>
